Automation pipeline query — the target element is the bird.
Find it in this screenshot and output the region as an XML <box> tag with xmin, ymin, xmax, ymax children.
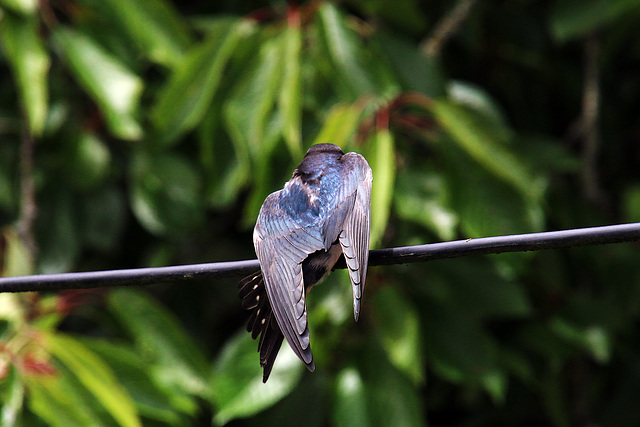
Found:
<box><xmin>238</xmin><ymin>143</ymin><xmax>372</xmax><ymax>382</ymax></box>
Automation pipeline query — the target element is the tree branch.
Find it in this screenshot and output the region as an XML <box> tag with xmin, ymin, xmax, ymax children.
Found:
<box><xmin>421</xmin><ymin>0</ymin><xmax>479</xmax><ymax>57</ymax></box>
<box><xmin>580</xmin><ymin>34</ymin><xmax>605</xmax><ymax>206</ymax></box>
<box><xmin>16</xmin><ymin>125</ymin><xmax>38</xmax><ymax>263</ymax></box>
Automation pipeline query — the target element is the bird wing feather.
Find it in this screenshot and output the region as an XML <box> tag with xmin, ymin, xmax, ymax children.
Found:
<box><xmin>254</xmin><ymin>194</ymin><xmax>324</xmax><ymax>370</ymax></box>
<box><xmin>337</xmin><ymin>153</ymin><xmax>372</xmax><ymax>321</ymax></box>
<box><xmin>253</xmin><ymin>151</ymin><xmax>372</xmax><ymax>371</ymax></box>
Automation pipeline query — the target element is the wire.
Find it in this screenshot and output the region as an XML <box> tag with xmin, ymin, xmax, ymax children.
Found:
<box><xmin>1</xmin><ymin>223</ymin><xmax>639</xmax><ymax>293</ymax></box>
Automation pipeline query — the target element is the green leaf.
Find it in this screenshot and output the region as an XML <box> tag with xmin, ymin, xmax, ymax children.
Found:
<box><xmin>46</xmin><ymin>333</ymin><xmax>141</xmax><ymax>427</ymax></box>
<box><xmin>97</xmin><ymin>0</ymin><xmax>192</xmax><ymax>67</ymax></box>
<box><xmin>198</xmin><ymin>102</ymin><xmax>250</xmax><ymax>209</ymax></box>
<box><xmin>550</xmin><ymin>0</ymin><xmax>640</xmax><ymax>42</ymax></box>
<box><xmin>317</xmin><ymin>2</ymin><xmax>376</xmax><ymax>99</ymax></box>
<box><xmin>108</xmin><ymin>289</ymin><xmax>210</xmax><ymax>399</ymax></box>
<box><xmin>448</xmin><ymin>80</ymin><xmax>509</xmax><ymax>128</ymax></box>
<box><xmin>432</xmin><ymin>99</ymin><xmax>543</xmax><ymax>203</ymax></box>
<box><xmin>348</xmin><ymin>0</ymin><xmax>427</xmax><ymax>33</ymax></box>
<box><xmin>313</xmin><ymin>103</ymin><xmax>363</xmax><ymax>148</ymax></box>
<box><xmin>82</xmin><ymin>338</ymin><xmax>191</xmax><ymax>423</ymax></box>
<box><xmin>53</xmin><ymin>27</ymin><xmax>143</xmax><ymax>140</ymax></box>
<box><xmin>550</xmin><ymin>319</ymin><xmax>611</xmax><ymax>363</ymax></box>
<box><xmin>223</xmin><ymin>31</ymin><xmax>284</xmax><ymax>156</ymax></box>
<box><xmin>79</xmin><ymin>186</ymin><xmax>127</xmax><ymax>252</ymax></box>
<box><xmin>376</xmin><ymin>33</ymin><xmax>445</xmax><ymax>97</ymax></box>
<box><xmin>62</xmin><ymin>131</ymin><xmax>111</xmax><ymax>191</ymax></box>
<box><xmin>394</xmin><ymin>170</ymin><xmax>458</xmax><ymax>241</ymax></box>
<box><xmin>332</xmin><ymin>367</ymin><xmax>370</xmax><ymax>427</ymax></box>
<box><xmin>441</xmin><ymin>138</ymin><xmax>543</xmax><ymax>238</ymax></box>
<box><xmin>26</xmin><ymin>375</ymin><xmax>101</xmax><ymax>427</ymax></box>
<box><xmin>211</xmin><ymin>331</ymin><xmax>303</xmax><ymax>425</ymax></box>
<box><xmin>359</xmin><ymin>337</ymin><xmax>426</xmax><ymax>427</ymax></box>
<box><xmin>0</xmin><ymin>227</ymin><xmax>34</xmax><ymax>277</ymax></box>
<box><xmin>422</xmin><ymin>300</ymin><xmax>498</xmax><ymax>383</ymax></box>
<box><xmin>129</xmin><ymin>151</ymin><xmax>204</xmax><ymax>236</ymax></box>
<box><xmin>0</xmin><ymin>13</ymin><xmax>50</xmax><ymax>137</ymax></box>
<box><xmin>37</xmin><ymin>188</ymin><xmax>80</xmax><ymax>274</ymax></box>
<box><xmin>623</xmin><ymin>184</ymin><xmax>640</xmax><ymax>222</ymax></box>
<box><xmin>0</xmin><ymin>366</ymin><xmax>24</xmax><ymax>427</ymax></box>
<box><xmin>151</xmin><ymin>18</ymin><xmax>253</xmax><ymax>146</ymax></box>
<box><xmin>363</xmin><ymin>129</ymin><xmax>396</xmax><ymax>247</ymax></box>
<box><xmin>0</xmin><ymin>143</ymin><xmax>17</xmax><ymax>210</ymax></box>
<box><xmin>0</xmin><ymin>0</ymin><xmax>38</xmax><ymax>14</ymax></box>
<box><xmin>372</xmin><ymin>287</ymin><xmax>425</xmax><ymax>384</ymax></box>
<box><xmin>431</xmin><ymin>258</ymin><xmax>532</xmax><ymax>319</ymax></box>
<box><xmin>279</xmin><ymin>24</ymin><xmax>304</xmax><ymax>158</ymax></box>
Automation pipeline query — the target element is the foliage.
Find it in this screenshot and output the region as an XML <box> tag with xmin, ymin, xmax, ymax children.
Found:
<box><xmin>1</xmin><ymin>0</ymin><xmax>640</xmax><ymax>425</ymax></box>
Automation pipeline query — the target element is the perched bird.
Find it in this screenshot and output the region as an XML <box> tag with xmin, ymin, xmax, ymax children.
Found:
<box><xmin>238</xmin><ymin>143</ymin><xmax>372</xmax><ymax>382</ymax></box>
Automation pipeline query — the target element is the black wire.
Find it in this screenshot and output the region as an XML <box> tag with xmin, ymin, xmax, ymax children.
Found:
<box><xmin>1</xmin><ymin>223</ymin><xmax>639</xmax><ymax>293</ymax></box>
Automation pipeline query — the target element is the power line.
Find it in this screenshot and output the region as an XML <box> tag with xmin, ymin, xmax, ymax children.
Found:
<box><xmin>1</xmin><ymin>223</ymin><xmax>639</xmax><ymax>293</ymax></box>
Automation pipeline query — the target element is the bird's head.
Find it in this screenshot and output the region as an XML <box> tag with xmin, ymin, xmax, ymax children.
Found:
<box><xmin>305</xmin><ymin>143</ymin><xmax>344</xmax><ymax>156</ymax></box>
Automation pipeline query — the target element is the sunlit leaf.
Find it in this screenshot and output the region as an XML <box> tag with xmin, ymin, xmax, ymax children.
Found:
<box><xmin>432</xmin><ymin>99</ymin><xmax>543</xmax><ymax>203</ymax></box>
<box><xmin>279</xmin><ymin>23</ymin><xmax>304</xmax><ymax>158</ymax></box>
<box><xmin>373</xmin><ymin>287</ymin><xmax>425</xmax><ymax>384</ymax></box>
<box><xmin>46</xmin><ymin>333</ymin><xmax>141</xmax><ymax>427</ymax></box>
<box><xmin>53</xmin><ymin>27</ymin><xmax>142</xmax><ymax>140</ymax></box>
<box><xmin>363</xmin><ymin>129</ymin><xmax>395</xmax><ymax>247</ymax></box>
<box><xmin>198</xmin><ymin>103</ymin><xmax>250</xmax><ymax>209</ymax></box>
<box><xmin>151</xmin><ymin>18</ymin><xmax>253</xmax><ymax>145</ymax></box>
<box><xmin>97</xmin><ymin>0</ymin><xmax>192</xmax><ymax>67</ymax></box>
<box><xmin>394</xmin><ymin>170</ymin><xmax>458</xmax><ymax>241</ymax></box>
<box><xmin>317</xmin><ymin>2</ymin><xmax>376</xmax><ymax>99</ymax></box>
<box><xmin>223</xmin><ymin>31</ymin><xmax>284</xmax><ymax>156</ymax></box>
<box><xmin>0</xmin><ymin>227</ymin><xmax>34</xmax><ymax>277</ymax></box>
<box><xmin>313</xmin><ymin>103</ymin><xmax>363</xmax><ymax>148</ymax></box>
<box><xmin>332</xmin><ymin>367</ymin><xmax>370</xmax><ymax>427</ymax></box>
<box><xmin>83</xmin><ymin>338</ymin><xmax>190</xmax><ymax>424</ymax></box>
<box><xmin>26</xmin><ymin>375</ymin><xmax>100</xmax><ymax>427</ymax></box>
<box><xmin>448</xmin><ymin>80</ymin><xmax>508</xmax><ymax>128</ymax></box>
<box><xmin>0</xmin><ymin>366</ymin><xmax>23</xmax><ymax>427</ymax></box>
<box><xmin>0</xmin><ymin>0</ymin><xmax>37</xmax><ymax>14</ymax></box>
<box><xmin>211</xmin><ymin>331</ymin><xmax>303</xmax><ymax>425</ymax></box>
<box><xmin>0</xmin><ymin>13</ymin><xmax>50</xmax><ymax>136</ymax></box>
<box><xmin>108</xmin><ymin>289</ymin><xmax>210</xmax><ymax>399</ymax></box>
<box><xmin>62</xmin><ymin>131</ymin><xmax>111</xmax><ymax>191</ymax></box>
<box><xmin>550</xmin><ymin>319</ymin><xmax>611</xmax><ymax>363</ymax></box>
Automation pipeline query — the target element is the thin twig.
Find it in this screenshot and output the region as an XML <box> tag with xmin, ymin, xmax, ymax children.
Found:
<box><xmin>421</xmin><ymin>0</ymin><xmax>479</xmax><ymax>57</ymax></box>
<box><xmin>16</xmin><ymin>125</ymin><xmax>38</xmax><ymax>263</ymax></box>
<box><xmin>581</xmin><ymin>34</ymin><xmax>605</xmax><ymax>206</ymax></box>
<box><xmin>1</xmin><ymin>223</ymin><xmax>639</xmax><ymax>293</ymax></box>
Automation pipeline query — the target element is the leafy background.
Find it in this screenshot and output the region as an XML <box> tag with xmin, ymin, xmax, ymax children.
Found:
<box><xmin>1</xmin><ymin>0</ymin><xmax>640</xmax><ymax>425</ymax></box>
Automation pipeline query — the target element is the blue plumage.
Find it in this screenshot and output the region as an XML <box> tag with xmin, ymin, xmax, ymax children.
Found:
<box><xmin>238</xmin><ymin>143</ymin><xmax>373</xmax><ymax>382</ymax></box>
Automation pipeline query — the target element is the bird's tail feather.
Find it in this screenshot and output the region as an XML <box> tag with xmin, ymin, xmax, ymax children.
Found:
<box><xmin>238</xmin><ymin>271</ymin><xmax>284</xmax><ymax>382</ymax></box>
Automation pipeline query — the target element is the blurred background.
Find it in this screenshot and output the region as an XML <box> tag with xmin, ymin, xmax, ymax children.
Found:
<box><xmin>2</xmin><ymin>0</ymin><xmax>640</xmax><ymax>425</ymax></box>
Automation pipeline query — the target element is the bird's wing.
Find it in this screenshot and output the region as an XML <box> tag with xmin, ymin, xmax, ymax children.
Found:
<box><xmin>337</xmin><ymin>153</ymin><xmax>372</xmax><ymax>321</ymax></box>
<box><xmin>254</xmin><ymin>194</ymin><xmax>325</xmax><ymax>371</ymax></box>
<box><xmin>237</xmin><ymin>271</ymin><xmax>284</xmax><ymax>382</ymax></box>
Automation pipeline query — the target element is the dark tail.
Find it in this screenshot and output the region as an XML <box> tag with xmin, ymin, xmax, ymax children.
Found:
<box><xmin>238</xmin><ymin>271</ymin><xmax>284</xmax><ymax>382</ymax></box>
